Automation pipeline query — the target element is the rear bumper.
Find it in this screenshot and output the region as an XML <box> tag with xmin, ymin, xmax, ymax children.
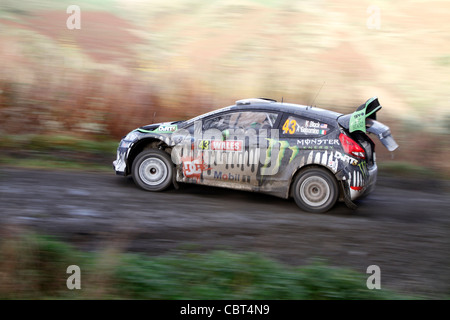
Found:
<box><xmin>349</xmin><ymin>163</ymin><xmax>377</xmax><ymax>201</ymax></box>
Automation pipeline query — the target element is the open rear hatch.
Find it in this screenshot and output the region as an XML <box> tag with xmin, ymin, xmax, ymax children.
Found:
<box><xmin>338</xmin><ymin>97</ymin><xmax>399</xmax><ymax>152</ymax></box>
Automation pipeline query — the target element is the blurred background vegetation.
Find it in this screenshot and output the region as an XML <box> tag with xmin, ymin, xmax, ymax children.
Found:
<box><xmin>0</xmin><ymin>0</ymin><xmax>449</xmax><ymax>300</ymax></box>
<box><xmin>0</xmin><ymin>0</ymin><xmax>449</xmax><ymax>176</ymax></box>
<box><xmin>0</xmin><ymin>230</ymin><xmax>416</xmax><ymax>299</ymax></box>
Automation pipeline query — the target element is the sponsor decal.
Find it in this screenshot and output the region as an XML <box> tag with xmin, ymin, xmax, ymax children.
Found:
<box><xmin>305</xmin><ymin>120</ymin><xmax>321</xmax><ymax>128</ymax></box>
<box><xmin>334</xmin><ymin>151</ymin><xmax>359</xmax><ymax>166</ymax></box>
<box><xmin>297</xmin><ymin>138</ymin><xmax>340</xmax><ymax>149</ymax></box>
<box><xmin>349</xmin><ymin>170</ymin><xmax>365</xmax><ymax>191</ymax></box>
<box><xmin>349</xmin><ymin>97</ymin><xmax>382</xmax><ymax>133</ymax></box>
<box><xmin>155</xmin><ymin>125</ymin><xmax>177</xmax><ymax>133</ymax></box>
<box><xmin>283</xmin><ymin>119</ymin><xmax>328</xmax><ymax>135</ymax></box>
<box><xmin>181</xmin><ymin>156</ymin><xmax>211</xmax><ymax>182</ymax></box>
<box><xmin>349</xmin><ymin>111</ymin><xmax>365</xmax><ymax>133</ymax></box>
<box><xmin>298</xmin><ymin>126</ymin><xmax>321</xmax><ymax>135</ymax></box>
<box><xmin>298</xmin><ymin>145</ymin><xmax>333</xmax><ymax>150</ymax></box>
<box><xmin>198</xmin><ymin>140</ymin><xmax>243</xmax><ymax>152</ymax></box>
<box><xmin>296</xmin><ymin>123</ymin><xmax>328</xmax><ymax>135</ymax></box>
<box><xmin>213</xmin><ymin>171</ymin><xmax>251</xmax><ymax>183</ymax></box>
<box><xmin>358</xmin><ymin>161</ymin><xmax>369</xmax><ymax>178</ymax></box>
<box><xmin>288</xmin><ymin>146</ymin><xmax>299</xmax><ymax>164</ymax></box>
<box><xmin>327</xmin><ymin>158</ymin><xmax>338</xmax><ymax>172</ymax></box>
<box><xmin>261</xmin><ymin>139</ymin><xmax>290</xmax><ymax>176</ymax></box>
<box><xmin>261</xmin><ymin>139</ymin><xmax>346</xmax><ymax>177</ymax></box>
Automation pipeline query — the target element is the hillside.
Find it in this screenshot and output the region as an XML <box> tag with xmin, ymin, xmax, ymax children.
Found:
<box><xmin>0</xmin><ymin>0</ymin><xmax>449</xmax><ymax>173</ymax></box>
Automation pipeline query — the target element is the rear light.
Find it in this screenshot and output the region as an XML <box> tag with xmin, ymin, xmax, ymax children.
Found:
<box><xmin>339</xmin><ymin>133</ymin><xmax>366</xmax><ymax>159</ymax></box>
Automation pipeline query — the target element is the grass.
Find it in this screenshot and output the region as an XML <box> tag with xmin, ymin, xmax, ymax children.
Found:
<box><xmin>0</xmin><ymin>156</ymin><xmax>112</xmax><ymax>172</ymax></box>
<box><xmin>1</xmin><ymin>133</ymin><xmax>447</xmax><ymax>179</ymax></box>
<box><xmin>378</xmin><ymin>161</ymin><xmax>443</xmax><ymax>179</ymax></box>
<box><xmin>0</xmin><ymin>231</ymin><xmax>418</xmax><ymax>300</ymax></box>
<box><xmin>0</xmin><ymin>134</ymin><xmax>117</xmax><ymax>153</ymax></box>
<box><xmin>0</xmin><ymin>134</ymin><xmax>117</xmax><ymax>172</ymax></box>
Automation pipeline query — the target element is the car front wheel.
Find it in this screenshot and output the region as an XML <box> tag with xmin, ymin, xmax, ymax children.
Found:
<box><xmin>292</xmin><ymin>167</ymin><xmax>339</xmax><ymax>213</ymax></box>
<box><xmin>132</xmin><ymin>149</ymin><xmax>173</xmax><ymax>191</ymax></box>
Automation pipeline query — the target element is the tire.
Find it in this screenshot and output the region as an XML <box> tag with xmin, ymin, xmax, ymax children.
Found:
<box><xmin>292</xmin><ymin>167</ymin><xmax>339</xmax><ymax>213</ymax></box>
<box><xmin>132</xmin><ymin>149</ymin><xmax>173</xmax><ymax>191</ymax></box>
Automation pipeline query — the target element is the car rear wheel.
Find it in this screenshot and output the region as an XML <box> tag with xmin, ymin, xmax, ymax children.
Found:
<box><xmin>292</xmin><ymin>167</ymin><xmax>339</xmax><ymax>213</ymax></box>
<box><xmin>132</xmin><ymin>149</ymin><xmax>173</xmax><ymax>191</ymax></box>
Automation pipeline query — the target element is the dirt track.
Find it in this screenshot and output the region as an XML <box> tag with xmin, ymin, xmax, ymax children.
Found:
<box><xmin>1</xmin><ymin>167</ymin><xmax>449</xmax><ymax>298</ymax></box>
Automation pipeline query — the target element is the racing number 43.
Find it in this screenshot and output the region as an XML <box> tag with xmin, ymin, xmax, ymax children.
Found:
<box><xmin>282</xmin><ymin>119</ymin><xmax>297</xmax><ymax>134</ymax></box>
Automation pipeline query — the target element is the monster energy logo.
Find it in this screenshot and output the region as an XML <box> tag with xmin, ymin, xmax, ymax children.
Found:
<box><xmin>261</xmin><ymin>139</ymin><xmax>299</xmax><ymax>176</ymax></box>
<box><xmin>358</xmin><ymin>161</ymin><xmax>368</xmax><ymax>178</ymax></box>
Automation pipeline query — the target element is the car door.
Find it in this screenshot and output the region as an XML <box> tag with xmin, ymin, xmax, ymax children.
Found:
<box><xmin>258</xmin><ymin>113</ymin><xmax>338</xmax><ymax>193</ymax></box>
<box><xmin>184</xmin><ymin>109</ymin><xmax>280</xmax><ymax>189</ymax></box>
<box><xmin>173</xmin><ymin>110</ymin><xmax>243</xmax><ymax>185</ymax></box>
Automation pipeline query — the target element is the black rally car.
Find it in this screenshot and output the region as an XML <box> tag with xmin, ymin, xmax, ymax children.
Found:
<box><xmin>113</xmin><ymin>97</ymin><xmax>398</xmax><ymax>213</ymax></box>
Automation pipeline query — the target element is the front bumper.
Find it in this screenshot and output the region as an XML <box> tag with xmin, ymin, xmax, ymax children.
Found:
<box><xmin>113</xmin><ymin>145</ymin><xmax>130</xmax><ymax>175</ymax></box>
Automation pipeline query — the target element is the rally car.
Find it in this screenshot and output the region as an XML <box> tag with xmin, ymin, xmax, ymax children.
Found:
<box><xmin>113</xmin><ymin>97</ymin><xmax>398</xmax><ymax>213</ymax></box>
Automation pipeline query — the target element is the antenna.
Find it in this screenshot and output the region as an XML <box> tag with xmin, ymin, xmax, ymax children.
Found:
<box><xmin>310</xmin><ymin>81</ymin><xmax>325</xmax><ymax>107</ymax></box>
<box><xmin>152</xmin><ymin>111</ymin><xmax>157</xmax><ymax>123</ymax></box>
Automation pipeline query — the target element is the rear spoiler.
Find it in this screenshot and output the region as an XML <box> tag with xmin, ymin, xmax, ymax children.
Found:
<box><xmin>338</xmin><ymin>97</ymin><xmax>399</xmax><ymax>152</ymax></box>
<box><xmin>349</xmin><ymin>96</ymin><xmax>382</xmax><ymax>133</ymax></box>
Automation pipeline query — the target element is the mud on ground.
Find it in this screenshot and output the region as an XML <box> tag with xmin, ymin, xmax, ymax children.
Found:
<box><xmin>0</xmin><ymin>167</ymin><xmax>449</xmax><ymax>298</ymax></box>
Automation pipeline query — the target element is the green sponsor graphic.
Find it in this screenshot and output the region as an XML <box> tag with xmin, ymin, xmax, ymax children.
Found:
<box><xmin>299</xmin><ymin>145</ymin><xmax>334</xmax><ymax>150</ymax></box>
<box><xmin>154</xmin><ymin>124</ymin><xmax>177</xmax><ymax>133</ymax></box>
<box><xmin>288</xmin><ymin>146</ymin><xmax>299</xmax><ymax>164</ymax></box>
<box><xmin>261</xmin><ymin>139</ymin><xmax>292</xmax><ymax>176</ymax></box>
<box><xmin>275</xmin><ymin>140</ymin><xmax>290</xmax><ymax>173</ymax></box>
<box><xmin>349</xmin><ymin>109</ymin><xmax>366</xmax><ymax>133</ymax></box>
<box><xmin>222</xmin><ymin>129</ymin><xmax>230</xmax><ymax>140</ymax></box>
<box><xmin>137</xmin><ymin>128</ymin><xmax>152</xmax><ymax>133</ymax></box>
<box><xmin>261</xmin><ymin>138</ymin><xmax>278</xmax><ymax>176</ymax></box>
<box><xmin>349</xmin><ymin>97</ymin><xmax>381</xmax><ymax>133</ymax></box>
<box><xmin>137</xmin><ymin>125</ymin><xmax>178</xmax><ymax>134</ymax></box>
<box><xmin>358</xmin><ymin>161</ymin><xmax>368</xmax><ymax>178</ymax></box>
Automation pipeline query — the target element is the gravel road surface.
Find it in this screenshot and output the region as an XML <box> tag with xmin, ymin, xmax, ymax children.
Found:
<box><xmin>1</xmin><ymin>167</ymin><xmax>449</xmax><ymax>298</ymax></box>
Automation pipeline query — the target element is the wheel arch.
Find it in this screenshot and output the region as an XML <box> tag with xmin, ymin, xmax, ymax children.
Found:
<box><xmin>288</xmin><ymin>164</ymin><xmax>341</xmax><ymax>199</ymax></box>
<box><xmin>127</xmin><ymin>138</ymin><xmax>172</xmax><ymax>175</ymax></box>
<box><xmin>288</xmin><ymin>164</ymin><xmax>342</xmax><ymax>212</ymax></box>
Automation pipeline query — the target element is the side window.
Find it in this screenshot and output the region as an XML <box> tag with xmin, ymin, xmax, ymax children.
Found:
<box><xmin>203</xmin><ymin>113</ymin><xmax>232</xmax><ymax>131</ymax></box>
<box><xmin>204</xmin><ymin>111</ymin><xmax>279</xmax><ymax>131</ymax></box>
<box><xmin>233</xmin><ymin>111</ymin><xmax>278</xmax><ymax>130</ymax></box>
<box><xmin>281</xmin><ymin>115</ymin><xmax>330</xmax><ymax>137</ymax></box>
<box><xmin>181</xmin><ymin>123</ymin><xmax>195</xmax><ymax>134</ymax></box>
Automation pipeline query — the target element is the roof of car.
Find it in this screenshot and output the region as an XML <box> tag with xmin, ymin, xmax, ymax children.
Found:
<box><xmin>231</xmin><ymin>98</ymin><xmax>343</xmax><ymax>120</ymax></box>
<box><xmin>183</xmin><ymin>98</ymin><xmax>343</xmax><ymax>126</ymax></box>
